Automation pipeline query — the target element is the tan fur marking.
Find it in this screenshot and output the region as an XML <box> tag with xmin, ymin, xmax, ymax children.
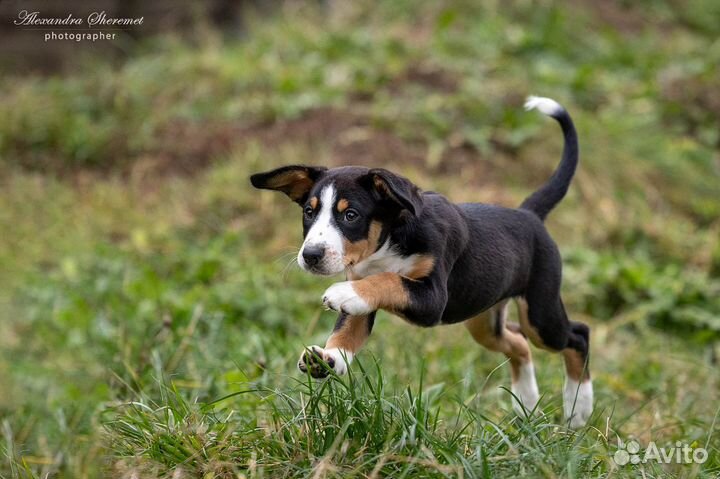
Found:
<box><xmin>406</xmin><ymin>255</ymin><xmax>435</xmax><ymax>280</ymax></box>
<box><xmin>344</xmin><ymin>255</ymin><xmax>432</xmax><ymax>311</ymax></box>
<box><xmin>337</xmin><ymin>198</ymin><xmax>349</xmax><ymax>212</ymax></box>
<box><xmin>465</xmin><ymin>302</ymin><xmax>532</xmax><ymax>382</ymax></box>
<box><xmin>563</xmin><ymin>348</ymin><xmax>589</xmax><ymax>381</ymax></box>
<box><xmin>373</xmin><ymin>175</ymin><xmax>387</xmax><ymax>192</ymax></box>
<box><xmin>516</xmin><ymin>298</ymin><xmax>554</xmax><ymax>351</ymax></box>
<box><xmin>352</xmin><ymin>272</ymin><xmax>409</xmax><ymax>312</ymax></box>
<box><xmin>309</xmin><ymin>196</ymin><xmax>318</xmax><ymax>209</ymax></box>
<box><xmin>266</xmin><ymin>170</ymin><xmax>314</xmax><ymax>201</ymax></box>
<box><xmin>325</xmin><ymin>315</ymin><xmax>372</xmax><ymax>353</ymax></box>
<box><xmin>343</xmin><ymin>221</ymin><xmax>382</xmax><ymax>267</ymax></box>
<box><xmin>373</xmin><ymin>175</ymin><xmax>399</xmax><ymax>203</ymax></box>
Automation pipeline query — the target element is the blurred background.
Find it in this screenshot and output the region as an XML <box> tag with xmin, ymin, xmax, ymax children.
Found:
<box><xmin>0</xmin><ymin>1</ymin><xmax>719</xmax><ymax>477</ymax></box>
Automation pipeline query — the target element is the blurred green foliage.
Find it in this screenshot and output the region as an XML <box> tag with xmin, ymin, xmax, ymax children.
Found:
<box><xmin>565</xmin><ymin>248</ymin><xmax>720</xmax><ymax>342</ymax></box>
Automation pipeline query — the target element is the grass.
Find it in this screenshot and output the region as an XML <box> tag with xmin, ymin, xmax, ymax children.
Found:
<box><xmin>102</xmin><ymin>360</ymin><xmax>601</xmax><ymax>478</ymax></box>
<box><xmin>1</xmin><ymin>0</ymin><xmax>719</xmax><ymax>477</ymax></box>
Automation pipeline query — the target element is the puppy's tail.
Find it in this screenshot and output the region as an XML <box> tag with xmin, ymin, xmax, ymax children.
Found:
<box><xmin>520</xmin><ymin>96</ymin><xmax>579</xmax><ymax>221</ymax></box>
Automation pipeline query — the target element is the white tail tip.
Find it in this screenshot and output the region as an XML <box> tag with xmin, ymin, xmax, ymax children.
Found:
<box><xmin>524</xmin><ymin>96</ymin><xmax>563</xmax><ymax>116</ymax></box>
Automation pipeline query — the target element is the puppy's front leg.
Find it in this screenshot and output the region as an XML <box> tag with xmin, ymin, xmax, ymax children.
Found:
<box><xmin>323</xmin><ymin>272</ymin><xmax>446</xmax><ymax>326</ymax></box>
<box><xmin>298</xmin><ymin>312</ymin><xmax>375</xmax><ymax>378</ymax></box>
<box><xmin>322</xmin><ymin>272</ymin><xmax>409</xmax><ymax>316</ymax></box>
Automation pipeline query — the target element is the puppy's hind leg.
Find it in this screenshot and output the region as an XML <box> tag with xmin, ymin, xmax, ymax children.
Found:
<box><xmin>465</xmin><ymin>301</ymin><xmax>540</xmax><ymax>417</ymax></box>
<box><xmin>562</xmin><ymin>320</ymin><xmax>593</xmax><ymax>429</ymax></box>
<box><xmin>517</xmin><ymin>295</ymin><xmax>593</xmax><ymax>428</ymax></box>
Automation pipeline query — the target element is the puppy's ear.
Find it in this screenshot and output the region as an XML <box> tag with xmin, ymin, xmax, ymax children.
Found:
<box><xmin>363</xmin><ymin>168</ymin><xmax>423</xmax><ymax>216</ymax></box>
<box><xmin>250</xmin><ymin>165</ymin><xmax>327</xmax><ymax>205</ymax></box>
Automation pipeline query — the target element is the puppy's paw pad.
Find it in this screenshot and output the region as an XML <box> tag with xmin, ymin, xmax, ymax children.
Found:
<box><xmin>297</xmin><ymin>346</ymin><xmax>335</xmax><ymax>379</ymax></box>
<box><xmin>322</xmin><ymin>282</ymin><xmax>373</xmax><ymax>315</ymax></box>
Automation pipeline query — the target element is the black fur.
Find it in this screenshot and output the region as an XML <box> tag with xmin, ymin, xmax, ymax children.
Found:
<box><xmin>520</xmin><ymin>105</ymin><xmax>578</xmax><ymax>220</ymax></box>
<box><xmin>361</xmin><ymin>168</ymin><xmax>424</xmax><ymax>215</ymax></box>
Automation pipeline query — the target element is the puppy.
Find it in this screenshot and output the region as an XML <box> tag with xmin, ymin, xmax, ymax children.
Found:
<box><xmin>250</xmin><ymin>96</ymin><xmax>592</xmax><ymax>428</ymax></box>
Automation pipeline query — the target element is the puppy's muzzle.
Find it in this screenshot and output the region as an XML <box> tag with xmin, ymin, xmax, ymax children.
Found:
<box><xmin>299</xmin><ymin>243</ymin><xmax>344</xmax><ymax>275</ymax></box>
<box><xmin>301</xmin><ymin>245</ymin><xmax>325</xmax><ymax>267</ymax></box>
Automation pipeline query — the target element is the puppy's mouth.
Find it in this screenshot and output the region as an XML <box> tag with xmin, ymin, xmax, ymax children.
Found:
<box><xmin>305</xmin><ymin>265</ymin><xmax>340</xmax><ymax>276</ymax></box>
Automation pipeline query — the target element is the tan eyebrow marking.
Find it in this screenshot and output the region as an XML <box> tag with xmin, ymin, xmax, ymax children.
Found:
<box><xmin>337</xmin><ymin>198</ymin><xmax>349</xmax><ymax>212</ymax></box>
<box><xmin>309</xmin><ymin>197</ymin><xmax>318</xmax><ymax>209</ymax></box>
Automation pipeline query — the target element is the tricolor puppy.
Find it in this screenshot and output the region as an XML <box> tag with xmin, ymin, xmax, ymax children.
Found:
<box><xmin>250</xmin><ymin>96</ymin><xmax>593</xmax><ymax>428</ymax></box>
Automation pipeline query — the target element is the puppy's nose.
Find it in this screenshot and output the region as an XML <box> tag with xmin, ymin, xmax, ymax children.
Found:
<box><xmin>302</xmin><ymin>245</ymin><xmax>325</xmax><ymax>267</ymax></box>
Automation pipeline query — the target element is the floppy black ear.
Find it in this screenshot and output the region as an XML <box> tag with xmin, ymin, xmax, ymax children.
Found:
<box><xmin>250</xmin><ymin>165</ymin><xmax>327</xmax><ymax>205</ymax></box>
<box><xmin>363</xmin><ymin>168</ymin><xmax>423</xmax><ymax>216</ymax></box>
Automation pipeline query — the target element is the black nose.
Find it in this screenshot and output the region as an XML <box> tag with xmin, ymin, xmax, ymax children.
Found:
<box><xmin>302</xmin><ymin>245</ymin><xmax>325</xmax><ymax>267</ymax></box>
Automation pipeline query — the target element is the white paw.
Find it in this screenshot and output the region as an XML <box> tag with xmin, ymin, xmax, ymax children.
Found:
<box><xmin>511</xmin><ymin>362</ymin><xmax>540</xmax><ymax>416</ymax></box>
<box><xmin>564</xmin><ymin>379</ymin><xmax>593</xmax><ymax>428</ymax></box>
<box><xmin>322</xmin><ymin>282</ymin><xmax>373</xmax><ymax>316</ymax></box>
<box><xmin>297</xmin><ymin>345</ymin><xmax>353</xmax><ymax>378</ymax></box>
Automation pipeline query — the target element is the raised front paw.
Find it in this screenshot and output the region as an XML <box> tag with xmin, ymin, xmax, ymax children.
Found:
<box><xmin>322</xmin><ymin>282</ymin><xmax>373</xmax><ymax>316</ymax></box>
<box><xmin>297</xmin><ymin>346</ymin><xmax>350</xmax><ymax>378</ymax></box>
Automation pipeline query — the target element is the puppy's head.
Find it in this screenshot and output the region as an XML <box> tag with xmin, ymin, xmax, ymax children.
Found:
<box><xmin>250</xmin><ymin>165</ymin><xmax>422</xmax><ymax>276</ymax></box>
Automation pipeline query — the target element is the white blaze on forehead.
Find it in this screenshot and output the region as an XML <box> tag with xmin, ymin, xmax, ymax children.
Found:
<box><xmin>298</xmin><ymin>183</ymin><xmax>345</xmax><ymax>273</ymax></box>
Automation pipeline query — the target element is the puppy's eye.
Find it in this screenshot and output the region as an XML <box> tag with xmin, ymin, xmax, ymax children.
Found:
<box><xmin>304</xmin><ymin>205</ymin><xmax>314</xmax><ymax>218</ymax></box>
<box><xmin>344</xmin><ymin>209</ymin><xmax>359</xmax><ymax>222</ymax></box>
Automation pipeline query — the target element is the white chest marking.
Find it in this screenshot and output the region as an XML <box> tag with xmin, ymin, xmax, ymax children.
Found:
<box><xmin>350</xmin><ymin>241</ymin><xmax>424</xmax><ymax>279</ymax></box>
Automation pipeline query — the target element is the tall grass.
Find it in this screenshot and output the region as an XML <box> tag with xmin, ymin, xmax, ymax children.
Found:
<box><xmin>102</xmin><ymin>356</ymin><xmax>608</xmax><ymax>478</ymax></box>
